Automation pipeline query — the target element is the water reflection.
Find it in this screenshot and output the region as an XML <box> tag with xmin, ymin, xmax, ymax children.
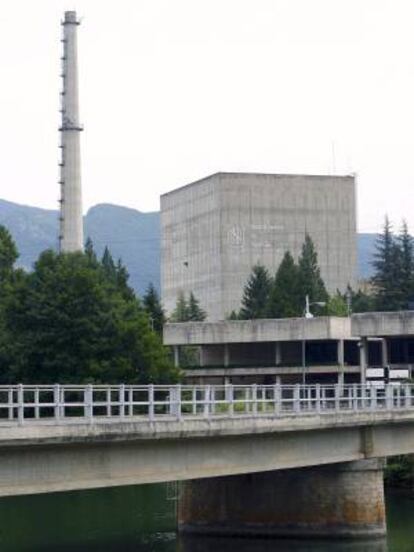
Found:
<box><xmin>0</xmin><ymin>485</ymin><xmax>411</xmax><ymax>551</ymax></box>
<box><xmin>178</xmin><ymin>534</ymin><xmax>387</xmax><ymax>552</ymax></box>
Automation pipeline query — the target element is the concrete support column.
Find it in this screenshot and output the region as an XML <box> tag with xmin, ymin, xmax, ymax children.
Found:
<box><xmin>360</xmin><ymin>337</ymin><xmax>368</xmax><ymax>383</ymax></box>
<box><xmin>337</xmin><ymin>339</ymin><xmax>345</xmax><ymax>387</ymax></box>
<box><xmin>381</xmin><ymin>339</ymin><xmax>388</xmax><ymax>367</ymax></box>
<box><xmin>275</xmin><ymin>375</ymin><xmax>281</xmax><ymax>385</ymax></box>
<box><xmin>178</xmin><ymin>459</ymin><xmax>386</xmax><ymax>539</ymax></box>
<box><xmin>224</xmin><ymin>345</ymin><xmax>230</xmax><ymax>368</ymax></box>
<box><xmin>173</xmin><ymin>346</ymin><xmax>180</xmax><ymax>368</ymax></box>
<box><xmin>275</xmin><ymin>342</ymin><xmax>282</xmax><ymax>366</ymax></box>
<box><xmin>199</xmin><ymin>347</ymin><xmax>204</xmax><ymax>368</ymax></box>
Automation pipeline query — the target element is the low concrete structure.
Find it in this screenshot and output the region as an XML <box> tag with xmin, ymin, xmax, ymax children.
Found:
<box><xmin>352</xmin><ymin>311</ymin><xmax>414</xmax><ymax>381</ymax></box>
<box><xmin>164</xmin><ymin>317</ymin><xmax>360</xmax><ymax>384</ymax></box>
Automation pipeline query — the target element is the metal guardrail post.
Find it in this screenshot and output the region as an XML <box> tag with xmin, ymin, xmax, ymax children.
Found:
<box><xmin>17</xmin><ymin>384</ymin><xmax>24</xmax><ymax>425</ymax></box>
<box><xmin>252</xmin><ymin>384</ymin><xmax>258</xmax><ymax>416</ymax></box>
<box><xmin>176</xmin><ymin>384</ymin><xmax>182</xmax><ymax>420</ymax></box>
<box><xmin>228</xmin><ymin>384</ymin><xmax>234</xmax><ymax>417</ymax></box>
<box><xmin>334</xmin><ymin>384</ymin><xmax>340</xmax><ymax>411</ymax></box>
<box><xmin>274</xmin><ymin>383</ymin><xmax>281</xmax><ymax>415</ymax></box>
<box><xmin>404</xmin><ymin>384</ymin><xmax>410</xmax><ymax>409</ymax></box>
<box><xmin>203</xmin><ymin>385</ymin><xmax>210</xmax><ymax>418</ymax></box>
<box><xmin>315</xmin><ymin>384</ymin><xmax>321</xmax><ymax>413</ymax></box>
<box><xmin>119</xmin><ymin>384</ymin><xmax>125</xmax><ymax>418</ymax></box>
<box><xmin>54</xmin><ymin>384</ymin><xmax>60</xmax><ymax>420</ymax></box>
<box><xmin>294</xmin><ymin>384</ymin><xmax>300</xmax><ymax>413</ymax></box>
<box><xmin>148</xmin><ymin>384</ymin><xmax>154</xmax><ymax>421</ymax></box>
<box><xmin>34</xmin><ymin>388</ymin><xmax>40</xmax><ymax>419</ymax></box>
<box><xmin>85</xmin><ymin>384</ymin><xmax>93</xmax><ymax>421</ymax></box>
<box><xmin>386</xmin><ymin>385</ymin><xmax>393</xmax><ymax>410</ymax></box>
<box><xmin>8</xmin><ymin>388</ymin><xmax>13</xmax><ymax>421</ymax></box>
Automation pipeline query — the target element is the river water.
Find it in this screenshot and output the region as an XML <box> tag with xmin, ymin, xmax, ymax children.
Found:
<box><xmin>0</xmin><ymin>485</ymin><xmax>411</xmax><ymax>551</ymax></box>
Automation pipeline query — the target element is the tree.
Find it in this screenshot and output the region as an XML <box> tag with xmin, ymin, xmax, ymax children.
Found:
<box><xmin>239</xmin><ymin>264</ymin><xmax>272</xmax><ymax>319</ymax></box>
<box><xmin>143</xmin><ymin>283</ymin><xmax>165</xmax><ymax>334</ymax></box>
<box><xmin>187</xmin><ymin>292</ymin><xmax>207</xmax><ymax>321</ymax></box>
<box><xmin>84</xmin><ymin>237</ymin><xmax>97</xmax><ymax>264</ymax></box>
<box><xmin>170</xmin><ymin>291</ymin><xmax>190</xmax><ymax>322</ymax></box>
<box><xmin>101</xmin><ymin>246</ymin><xmax>116</xmax><ymax>279</ymax></box>
<box><xmin>0</xmin><ymin>225</ymin><xmax>18</xmax><ymax>282</ymax></box>
<box><xmin>372</xmin><ymin>217</ymin><xmax>404</xmax><ymax>311</ymax></box>
<box><xmin>3</xmin><ymin>250</ymin><xmax>177</xmax><ymax>384</ymax></box>
<box><xmin>297</xmin><ymin>234</ymin><xmax>328</xmax><ymax>310</ymax></box>
<box><xmin>326</xmin><ymin>292</ymin><xmax>348</xmax><ymax>317</ymax></box>
<box><xmin>397</xmin><ymin>221</ymin><xmax>414</xmax><ymax>307</ymax></box>
<box><xmin>267</xmin><ymin>252</ymin><xmax>301</xmax><ymax>318</ymax></box>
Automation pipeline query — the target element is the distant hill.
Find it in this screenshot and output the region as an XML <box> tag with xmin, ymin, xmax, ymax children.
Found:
<box><xmin>0</xmin><ymin>199</ymin><xmax>160</xmax><ymax>296</ymax></box>
<box><xmin>357</xmin><ymin>233</ymin><xmax>377</xmax><ymax>280</ymax></box>
<box><xmin>0</xmin><ymin>198</ymin><xmax>377</xmax><ymax>295</ymax></box>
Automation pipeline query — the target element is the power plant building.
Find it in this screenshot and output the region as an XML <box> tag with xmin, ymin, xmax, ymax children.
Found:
<box><xmin>161</xmin><ymin>172</ymin><xmax>357</xmax><ymax>321</ymax></box>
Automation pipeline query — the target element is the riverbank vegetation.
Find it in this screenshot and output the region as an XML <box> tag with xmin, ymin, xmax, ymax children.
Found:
<box><xmin>0</xmin><ymin>225</ymin><xmax>178</xmax><ymax>384</ymax></box>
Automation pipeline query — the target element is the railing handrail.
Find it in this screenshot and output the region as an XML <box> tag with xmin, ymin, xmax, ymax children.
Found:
<box><xmin>0</xmin><ymin>383</ymin><xmax>413</xmax><ymax>426</ymax></box>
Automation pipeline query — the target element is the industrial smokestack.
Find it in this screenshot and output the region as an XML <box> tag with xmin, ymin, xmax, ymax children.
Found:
<box><xmin>58</xmin><ymin>11</ymin><xmax>83</xmax><ymax>252</ymax></box>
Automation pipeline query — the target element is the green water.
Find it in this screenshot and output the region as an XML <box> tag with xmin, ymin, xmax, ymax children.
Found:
<box><xmin>0</xmin><ymin>485</ymin><xmax>411</xmax><ymax>551</ymax></box>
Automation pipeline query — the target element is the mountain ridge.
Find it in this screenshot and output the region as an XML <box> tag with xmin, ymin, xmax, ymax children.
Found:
<box><xmin>0</xmin><ymin>198</ymin><xmax>376</xmax><ymax>295</ymax></box>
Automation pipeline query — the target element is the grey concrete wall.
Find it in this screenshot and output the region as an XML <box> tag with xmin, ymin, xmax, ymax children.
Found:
<box><xmin>0</xmin><ymin>410</ymin><xmax>414</xmax><ymax>496</ymax></box>
<box><xmin>352</xmin><ymin>311</ymin><xmax>414</xmax><ymax>337</ymax></box>
<box><xmin>164</xmin><ymin>317</ymin><xmax>352</xmax><ymax>345</ymax></box>
<box><xmin>161</xmin><ymin>173</ymin><xmax>357</xmax><ymax>321</ymax></box>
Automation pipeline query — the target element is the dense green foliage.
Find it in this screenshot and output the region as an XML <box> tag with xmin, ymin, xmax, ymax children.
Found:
<box><xmin>373</xmin><ymin>218</ymin><xmax>414</xmax><ymax>311</ymax></box>
<box><xmin>143</xmin><ymin>283</ymin><xmax>165</xmax><ymax>334</ymax></box>
<box><xmin>170</xmin><ymin>291</ymin><xmax>206</xmax><ymax>322</ymax></box>
<box><xmin>0</xmin><ymin>227</ymin><xmax>177</xmax><ymax>384</ymax></box>
<box><xmin>237</xmin><ymin>235</ymin><xmax>330</xmax><ymax>319</ymax></box>
<box><xmin>267</xmin><ymin>252</ymin><xmax>300</xmax><ymax>318</ymax></box>
<box><xmin>239</xmin><ymin>264</ymin><xmax>272</xmax><ymax>319</ymax></box>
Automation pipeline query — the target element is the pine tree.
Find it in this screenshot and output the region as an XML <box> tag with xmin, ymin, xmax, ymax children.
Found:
<box><xmin>297</xmin><ymin>234</ymin><xmax>328</xmax><ymax>310</ymax></box>
<box><xmin>84</xmin><ymin>237</ymin><xmax>97</xmax><ymax>264</ymax></box>
<box><xmin>372</xmin><ymin>217</ymin><xmax>404</xmax><ymax>310</ymax></box>
<box><xmin>397</xmin><ymin>221</ymin><xmax>414</xmax><ymax>308</ymax></box>
<box><xmin>101</xmin><ymin>246</ymin><xmax>116</xmax><ymax>280</ymax></box>
<box><xmin>143</xmin><ymin>283</ymin><xmax>165</xmax><ymax>334</ymax></box>
<box><xmin>0</xmin><ymin>225</ymin><xmax>18</xmax><ymax>282</ymax></box>
<box><xmin>239</xmin><ymin>264</ymin><xmax>272</xmax><ymax>319</ymax></box>
<box><xmin>187</xmin><ymin>292</ymin><xmax>207</xmax><ymax>321</ymax></box>
<box><xmin>267</xmin><ymin>252</ymin><xmax>301</xmax><ymax>318</ymax></box>
<box><xmin>170</xmin><ymin>291</ymin><xmax>190</xmax><ymax>322</ymax></box>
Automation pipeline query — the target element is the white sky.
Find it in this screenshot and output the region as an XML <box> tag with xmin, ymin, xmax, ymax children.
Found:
<box><xmin>1</xmin><ymin>0</ymin><xmax>413</xmax><ymax>232</ymax></box>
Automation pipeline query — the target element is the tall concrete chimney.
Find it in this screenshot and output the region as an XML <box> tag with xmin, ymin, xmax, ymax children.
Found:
<box><xmin>58</xmin><ymin>11</ymin><xmax>83</xmax><ymax>252</ymax></box>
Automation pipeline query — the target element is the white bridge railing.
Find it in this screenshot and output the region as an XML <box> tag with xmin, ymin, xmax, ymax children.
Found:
<box><xmin>0</xmin><ymin>383</ymin><xmax>414</xmax><ymax>425</ymax></box>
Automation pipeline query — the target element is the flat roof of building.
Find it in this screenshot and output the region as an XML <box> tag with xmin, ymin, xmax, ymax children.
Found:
<box><xmin>163</xmin><ymin>317</ymin><xmax>352</xmax><ymax>346</ymax></box>
<box><xmin>351</xmin><ymin>311</ymin><xmax>414</xmax><ymax>337</ymax></box>
<box><xmin>160</xmin><ymin>171</ymin><xmax>355</xmax><ymax>198</ymax></box>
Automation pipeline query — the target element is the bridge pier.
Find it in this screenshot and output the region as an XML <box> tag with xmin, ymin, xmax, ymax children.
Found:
<box><xmin>178</xmin><ymin>459</ymin><xmax>386</xmax><ymax>539</ymax></box>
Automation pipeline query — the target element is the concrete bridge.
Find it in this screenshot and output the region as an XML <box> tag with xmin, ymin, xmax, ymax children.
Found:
<box><xmin>1</xmin><ymin>383</ymin><xmax>414</xmax><ymax>539</ymax></box>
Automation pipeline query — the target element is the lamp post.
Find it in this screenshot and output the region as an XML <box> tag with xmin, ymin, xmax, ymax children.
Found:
<box><xmin>302</xmin><ymin>295</ymin><xmax>327</xmax><ymax>384</ymax></box>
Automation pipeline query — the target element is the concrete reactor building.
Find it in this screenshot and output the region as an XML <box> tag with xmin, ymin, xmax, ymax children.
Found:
<box><xmin>161</xmin><ymin>172</ymin><xmax>357</xmax><ymax>321</ymax></box>
<box><xmin>58</xmin><ymin>11</ymin><xmax>84</xmax><ymax>252</ymax></box>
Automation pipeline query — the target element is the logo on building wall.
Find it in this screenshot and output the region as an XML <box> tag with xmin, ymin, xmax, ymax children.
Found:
<box><xmin>228</xmin><ymin>226</ymin><xmax>244</xmax><ymax>246</ymax></box>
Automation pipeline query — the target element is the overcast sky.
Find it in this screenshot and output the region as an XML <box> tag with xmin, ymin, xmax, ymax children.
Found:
<box><xmin>1</xmin><ymin>0</ymin><xmax>413</xmax><ymax>232</ymax></box>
